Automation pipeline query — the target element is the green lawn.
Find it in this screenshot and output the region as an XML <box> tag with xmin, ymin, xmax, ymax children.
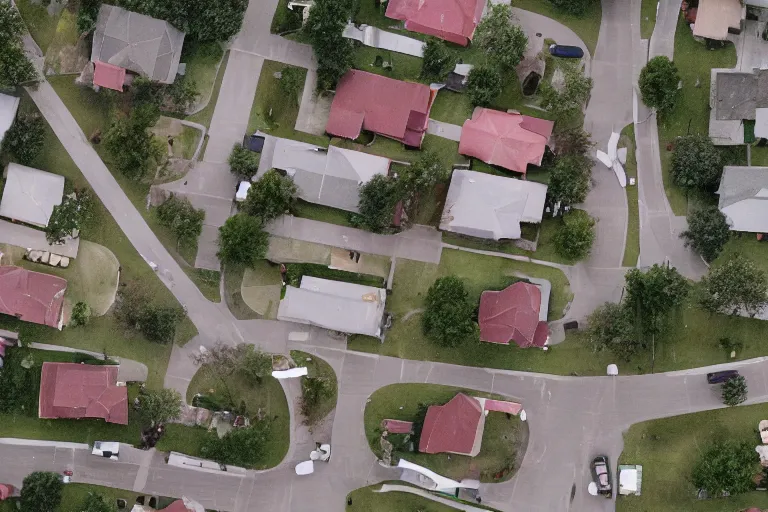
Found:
<box><xmin>156</xmin><ymin>424</ymin><xmax>211</xmax><ymax>455</ymax></box>
<box><xmin>291</xmin><ymin>351</ymin><xmax>339</xmax><ymax>425</ymax></box>
<box><xmin>618</xmin><ymin>403</ymin><xmax>768</xmax><ymax>511</ymax></box>
<box><xmin>621</xmin><ymin>124</ymin><xmax>640</xmax><ymax>267</ymax></box>
<box><xmin>513</xmin><ymin>0</ymin><xmax>601</xmax><ymax>56</ymax></box>
<box><xmin>716</xmin><ymin>235</ymin><xmax>768</xmax><ymax>275</ymax></box>
<box><xmin>641</xmin><ymin>0</ymin><xmax>658</xmax><ymax>40</ymax></box>
<box><xmin>271</xmin><ymin>0</ymin><xmax>303</xmax><ymax>34</ymax></box>
<box><xmin>181</xmin><ymin>41</ymin><xmax>225</xmax><ymax>114</ymax></box>
<box><xmin>186</xmin><ymin>51</ymin><xmax>230</xmax><ymax>129</ymax></box>
<box><xmin>331</xmin><ymin>134</ymin><xmax>464</xmax><ymax>171</ymax></box>
<box><xmin>347</xmin><ymin>483</ymin><xmax>458</xmax><ymax>512</ymax></box>
<box><xmin>364</xmin><ymin>384</ymin><xmax>526</xmax><ymax>482</ymax></box>
<box><xmin>15</xmin><ymin>0</ymin><xmax>60</xmax><ymax>53</ymax></box>
<box><xmin>42</xmin><ymin>9</ymin><xmax>82</xmax><ymax>74</ymax></box>
<box><xmin>187</xmin><ymin>366</ymin><xmax>290</xmax><ymax>469</ymax></box>
<box><xmin>657</xmin><ymin>14</ymin><xmax>737</xmax><ymax>215</ymax></box>
<box><xmin>293</xmin><ymin>199</ymin><xmax>354</xmax><ymax>227</ymax></box>
<box><xmin>60</xmin><ymin>484</ymin><xmax>141</xmax><ymax>511</ymax></box>
<box><xmin>223</xmin><ymin>263</ymin><xmax>261</xmax><ymax>320</ymax></box>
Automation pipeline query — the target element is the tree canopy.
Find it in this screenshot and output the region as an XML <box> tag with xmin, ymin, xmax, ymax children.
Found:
<box><xmin>547</xmin><ymin>155</ymin><xmax>592</xmax><ymax>206</ymax></box>
<box><xmin>670</xmin><ymin>134</ymin><xmax>722</xmax><ymax>190</ymax></box>
<box><xmin>79</xmin><ymin>493</ymin><xmax>114</xmax><ymax>512</ymax></box>
<box><xmin>156</xmin><ymin>194</ymin><xmax>206</xmax><ymax>247</ymax></box>
<box><xmin>104</xmin><ymin>103</ymin><xmax>162</xmax><ymax>180</ymax></box>
<box><xmin>46</xmin><ymin>188</ymin><xmax>94</xmax><ymax>244</ymax></box>
<box><xmin>398</xmin><ymin>151</ymin><xmax>448</xmax><ymax>198</ymax></box>
<box><xmin>241</xmin><ymin>169</ymin><xmax>297</xmax><ymax>222</ymax></box>
<box><xmin>639</xmin><ymin>56</ymin><xmax>680</xmax><ymax>115</ymax></box>
<box><xmin>201</xmin><ymin>419</ymin><xmax>273</xmax><ymax>467</ymax></box>
<box><xmin>539</xmin><ymin>65</ymin><xmax>593</xmax><ymax>121</ymax></box>
<box><xmin>2</xmin><ymin>112</ymin><xmax>45</xmax><ymax>165</ymax></box>
<box><xmin>217</xmin><ymin>213</ymin><xmax>269</xmax><ymax>267</ymax></box>
<box><xmin>624</xmin><ymin>264</ymin><xmax>689</xmax><ymax>337</ymax></box>
<box><xmin>680</xmin><ymin>206</ymin><xmax>730</xmax><ymax>262</ymax></box>
<box><xmin>354</xmin><ymin>174</ymin><xmax>401</xmax><ymax>233</ymax></box>
<box><xmin>20</xmin><ymin>472</ymin><xmax>63</xmax><ymax>512</ymax></box>
<box><xmin>722</xmin><ymin>375</ymin><xmax>748</xmax><ymax>406</ymax></box>
<box><xmin>474</xmin><ymin>4</ymin><xmax>528</xmax><ymax>70</ymax></box>
<box><xmin>466</xmin><ymin>65</ymin><xmax>503</xmax><ymax>107</ymax></box>
<box><xmin>554</xmin><ymin>210</ymin><xmax>596</xmax><ymax>261</ymax></box>
<box><xmin>552</xmin><ymin>128</ymin><xmax>593</xmax><ymax>157</ymax></box>
<box><xmin>421</xmin><ymin>38</ymin><xmax>457</xmax><ymax>80</ymax></box>
<box><xmin>303</xmin><ymin>0</ymin><xmax>354</xmax><ymax>89</ymax></box>
<box><xmin>699</xmin><ymin>256</ymin><xmax>768</xmax><ymax>317</ymax></box>
<box><xmin>138</xmin><ymin>388</ymin><xmax>183</xmax><ymax>426</ymax></box>
<box><xmin>692</xmin><ymin>440</ymin><xmax>758</xmax><ymax>496</ymax></box>
<box><xmin>228</xmin><ymin>144</ymin><xmax>260</xmax><ymax>181</ymax></box>
<box><xmin>586</xmin><ymin>302</ymin><xmax>639</xmax><ymax>361</ymax></box>
<box><xmin>422</xmin><ymin>275</ymin><xmax>478</xmax><ymax>347</ymax></box>
<box><xmin>0</xmin><ymin>1</ymin><xmax>36</xmax><ymax>88</ymax></box>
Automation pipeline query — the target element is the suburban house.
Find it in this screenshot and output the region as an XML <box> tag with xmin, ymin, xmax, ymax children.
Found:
<box><xmin>717</xmin><ymin>166</ymin><xmax>768</xmax><ymax>234</ymax></box>
<box><xmin>0</xmin><ymin>266</ymin><xmax>67</xmax><ymax>329</ymax></box>
<box><xmin>459</xmin><ymin>108</ymin><xmax>554</xmax><ymax>174</ymax></box>
<box><xmin>0</xmin><ymin>163</ymin><xmax>65</xmax><ymax>228</ymax></box>
<box><xmin>478</xmin><ymin>281</ymin><xmax>549</xmax><ymax>348</ymax></box>
<box><xmin>418</xmin><ymin>393</ymin><xmax>485</xmax><ymax>456</ymax></box>
<box><xmin>687</xmin><ymin>0</ymin><xmax>743</xmax><ymax>41</ymax></box>
<box><xmin>709</xmin><ymin>67</ymin><xmax>768</xmax><ymax>145</ymax></box>
<box><xmin>38</xmin><ymin>362</ymin><xmax>128</xmax><ymax>424</ymax></box>
<box><xmin>325</xmin><ymin>70</ymin><xmax>435</xmax><ymax>148</ymax></box>
<box><xmin>277</xmin><ymin>276</ymin><xmax>387</xmax><ymax>337</ymax></box>
<box><xmin>270</xmin><ymin>138</ymin><xmax>391</xmax><ymax>212</ymax></box>
<box><xmin>91</xmin><ymin>4</ymin><xmax>186</xmax><ymax>91</ymax></box>
<box><xmin>439</xmin><ymin>169</ymin><xmax>548</xmax><ymax>240</ymax></box>
<box><xmin>0</xmin><ymin>93</ymin><xmax>20</xmax><ymax>145</ymax></box>
<box><xmin>384</xmin><ymin>0</ymin><xmax>486</xmax><ymax>46</ymax></box>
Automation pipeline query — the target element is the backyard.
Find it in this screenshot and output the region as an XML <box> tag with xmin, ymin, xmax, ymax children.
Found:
<box><xmin>618</xmin><ymin>403</ymin><xmax>768</xmax><ymax>511</ymax></box>
<box><xmin>364</xmin><ymin>384</ymin><xmax>527</xmax><ymax>482</ymax></box>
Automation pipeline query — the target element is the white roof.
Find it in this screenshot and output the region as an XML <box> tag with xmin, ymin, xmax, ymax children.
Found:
<box><xmin>620</xmin><ymin>468</ymin><xmax>638</xmax><ymax>492</ymax></box>
<box><xmin>0</xmin><ymin>163</ymin><xmax>65</xmax><ymax>228</ymax></box>
<box><xmin>717</xmin><ymin>166</ymin><xmax>768</xmax><ymax>232</ymax></box>
<box><xmin>0</xmin><ymin>93</ymin><xmax>20</xmax><ymax>144</ymax></box>
<box><xmin>439</xmin><ymin>169</ymin><xmax>547</xmax><ymax>240</ymax></box>
<box><xmin>271</xmin><ymin>138</ymin><xmax>390</xmax><ymax>212</ymax></box>
<box><xmin>277</xmin><ymin>276</ymin><xmax>386</xmax><ymax>337</ymax></box>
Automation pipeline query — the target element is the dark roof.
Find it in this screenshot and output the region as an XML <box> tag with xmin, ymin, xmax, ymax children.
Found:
<box><xmin>418</xmin><ymin>393</ymin><xmax>482</xmax><ymax>455</ymax></box>
<box><xmin>478</xmin><ymin>281</ymin><xmax>549</xmax><ymax>347</ymax></box>
<box><xmin>244</xmin><ymin>134</ymin><xmax>265</xmax><ymax>153</ymax></box>
<box><xmin>715</xmin><ymin>69</ymin><xmax>768</xmax><ymax>121</ymax></box>
<box><xmin>39</xmin><ymin>363</ymin><xmax>128</xmax><ymax>424</ymax></box>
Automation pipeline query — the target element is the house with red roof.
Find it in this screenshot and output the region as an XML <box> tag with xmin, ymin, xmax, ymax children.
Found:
<box><xmin>385</xmin><ymin>0</ymin><xmax>486</xmax><ymax>46</ymax></box>
<box><xmin>325</xmin><ymin>70</ymin><xmax>435</xmax><ymax>148</ymax></box>
<box><xmin>38</xmin><ymin>362</ymin><xmax>129</xmax><ymax>424</ymax></box>
<box><xmin>418</xmin><ymin>393</ymin><xmax>485</xmax><ymax>456</ymax></box>
<box><xmin>0</xmin><ymin>266</ymin><xmax>67</xmax><ymax>329</ymax></box>
<box><xmin>0</xmin><ymin>483</ymin><xmax>15</xmax><ymax>501</ymax></box>
<box><xmin>459</xmin><ymin>108</ymin><xmax>554</xmax><ymax>174</ymax></box>
<box><xmin>478</xmin><ymin>281</ymin><xmax>549</xmax><ymax>348</ymax></box>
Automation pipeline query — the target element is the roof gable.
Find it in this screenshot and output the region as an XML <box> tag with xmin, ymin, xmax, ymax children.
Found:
<box><xmin>418</xmin><ymin>393</ymin><xmax>483</xmax><ymax>455</ymax></box>
<box><xmin>385</xmin><ymin>0</ymin><xmax>485</xmax><ymax>45</ymax></box>
<box><xmin>39</xmin><ymin>363</ymin><xmax>128</xmax><ymax>424</ymax></box>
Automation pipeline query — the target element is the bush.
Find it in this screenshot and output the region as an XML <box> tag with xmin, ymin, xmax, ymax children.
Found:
<box><xmin>539</xmin><ymin>65</ymin><xmax>593</xmax><ymax>121</ymax></box>
<box><xmin>422</xmin><ymin>275</ymin><xmax>478</xmax><ymax>347</ymax></box>
<box><xmin>103</xmin><ymin>103</ymin><xmax>162</xmax><ymax>180</ymax></box>
<box><xmin>354</xmin><ymin>175</ymin><xmax>403</xmax><ymax>233</ymax></box>
<box><xmin>0</xmin><ymin>348</ymin><xmax>38</xmax><ymax>414</ymax></box>
<box><xmin>279</xmin><ymin>67</ymin><xmax>304</xmax><ymax>107</ymax></box>
<box><xmin>547</xmin><ymin>155</ymin><xmax>592</xmax><ymax>206</ymax></box>
<box><xmin>670</xmin><ymin>135</ymin><xmax>722</xmax><ymax>190</ymax></box>
<box><xmin>466</xmin><ymin>65</ymin><xmax>503</xmax><ymax>107</ymax></box>
<box><xmin>70</xmin><ymin>301</ymin><xmax>91</xmax><ymax>327</ymax></box>
<box><xmin>299</xmin><ymin>377</ymin><xmax>331</xmax><ymax>420</ymax></box>
<box><xmin>421</xmin><ymin>38</ymin><xmax>456</xmax><ymax>80</ymax></box>
<box><xmin>20</xmin><ymin>472</ymin><xmax>63</xmax><ymax>512</ymax></box>
<box><xmin>699</xmin><ymin>256</ymin><xmax>768</xmax><ymax>317</ymax></box>
<box><xmin>680</xmin><ymin>206</ymin><xmax>730</xmax><ymax>262</ymax></box>
<box><xmin>156</xmin><ymin>194</ymin><xmax>205</xmax><ymax>247</ymax></box>
<box><xmin>201</xmin><ymin>419</ymin><xmax>272</xmax><ymax>467</ymax></box>
<box><xmin>228</xmin><ymin>144</ymin><xmax>260</xmax><ymax>181</ymax></box>
<box><xmin>554</xmin><ymin>210</ymin><xmax>595</xmax><ymax>260</ymax></box>
<box><xmin>639</xmin><ymin>56</ymin><xmax>680</xmax><ymax>115</ymax></box>
<box><xmin>722</xmin><ymin>374</ymin><xmax>748</xmax><ymax>406</ymax></box>
<box><xmin>692</xmin><ymin>440</ymin><xmax>758</xmax><ymax>495</ymax></box>
<box><xmin>217</xmin><ymin>213</ymin><xmax>269</xmax><ymax>267</ymax></box>
<box><xmin>2</xmin><ymin>112</ymin><xmax>45</xmax><ymax>165</ymax></box>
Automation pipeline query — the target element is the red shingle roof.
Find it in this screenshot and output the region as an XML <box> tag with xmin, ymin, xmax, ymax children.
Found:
<box><xmin>93</xmin><ymin>61</ymin><xmax>126</xmax><ymax>92</ymax></box>
<box><xmin>0</xmin><ymin>266</ymin><xmax>67</xmax><ymax>329</ymax></box>
<box><xmin>418</xmin><ymin>393</ymin><xmax>482</xmax><ymax>455</ymax></box>
<box><xmin>459</xmin><ymin>108</ymin><xmax>554</xmax><ymax>174</ymax></box>
<box><xmin>39</xmin><ymin>362</ymin><xmax>128</xmax><ymax>425</ymax></box>
<box><xmin>478</xmin><ymin>282</ymin><xmax>549</xmax><ymax>347</ymax></box>
<box><xmin>326</xmin><ymin>70</ymin><xmax>433</xmax><ymax>147</ymax></box>
<box><xmin>385</xmin><ymin>0</ymin><xmax>485</xmax><ymax>46</ymax></box>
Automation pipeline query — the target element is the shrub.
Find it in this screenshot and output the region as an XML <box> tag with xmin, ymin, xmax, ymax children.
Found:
<box><xmin>639</xmin><ymin>56</ymin><xmax>680</xmax><ymax>115</ymax></box>
<box><xmin>228</xmin><ymin>144</ymin><xmax>260</xmax><ymax>181</ymax></box>
<box><xmin>554</xmin><ymin>210</ymin><xmax>595</xmax><ymax>260</ymax></box>
<box><xmin>466</xmin><ymin>65</ymin><xmax>503</xmax><ymax>107</ymax></box>
<box><xmin>70</xmin><ymin>301</ymin><xmax>92</xmax><ymax>327</ymax></box>
<box><xmin>2</xmin><ymin>112</ymin><xmax>45</xmax><ymax>165</ymax></box>
<box><xmin>422</xmin><ymin>275</ymin><xmax>478</xmax><ymax>346</ymax></box>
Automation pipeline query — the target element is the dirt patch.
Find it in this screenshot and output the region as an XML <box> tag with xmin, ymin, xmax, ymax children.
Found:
<box><xmin>44</xmin><ymin>10</ymin><xmax>89</xmax><ymax>74</ymax></box>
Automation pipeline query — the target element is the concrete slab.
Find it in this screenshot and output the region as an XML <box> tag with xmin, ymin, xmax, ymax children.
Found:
<box><xmin>295</xmin><ymin>70</ymin><xmax>332</xmax><ymax>136</ymax></box>
<box><xmin>427</xmin><ymin>119</ymin><xmax>463</xmax><ymax>141</ymax></box>
<box><xmin>0</xmin><ymin>219</ymin><xmax>79</xmax><ymax>259</ymax></box>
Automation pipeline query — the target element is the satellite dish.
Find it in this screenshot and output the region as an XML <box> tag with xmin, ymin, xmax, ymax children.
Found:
<box><xmin>588</xmin><ymin>482</ymin><xmax>598</xmax><ymax>496</ymax></box>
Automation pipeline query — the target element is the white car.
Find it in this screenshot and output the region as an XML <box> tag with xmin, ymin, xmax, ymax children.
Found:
<box><xmin>92</xmin><ymin>441</ymin><xmax>120</xmax><ymax>460</ymax></box>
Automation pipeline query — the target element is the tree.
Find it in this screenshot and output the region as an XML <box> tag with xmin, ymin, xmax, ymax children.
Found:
<box><xmin>103</xmin><ymin>103</ymin><xmax>162</xmax><ymax>180</ymax></box>
<box><xmin>0</xmin><ymin>0</ymin><xmax>26</xmax><ymax>46</ymax></box>
<box><xmin>76</xmin><ymin>0</ymin><xmax>101</xmax><ymax>34</ymax></box>
<box><xmin>71</xmin><ymin>301</ymin><xmax>92</xmax><ymax>327</ymax></box>
<box><xmin>20</xmin><ymin>471</ymin><xmax>63</xmax><ymax>512</ymax></box>
<box><xmin>165</xmin><ymin>75</ymin><xmax>199</xmax><ymax>113</ymax></box>
<box><xmin>80</xmin><ymin>493</ymin><xmax>115</xmax><ymax>512</ymax></box>
<box><xmin>554</xmin><ymin>210</ymin><xmax>596</xmax><ymax>260</ymax></box>
<box><xmin>680</xmin><ymin>206</ymin><xmax>730</xmax><ymax>262</ymax></box>
<box><xmin>238</xmin><ymin>345</ymin><xmax>273</xmax><ymax>385</ymax></box>
<box><xmin>466</xmin><ymin>65</ymin><xmax>503</xmax><ymax>107</ymax></box>
<box><xmin>473</xmin><ymin>4</ymin><xmax>528</xmax><ymax>70</ymax></box>
<box><xmin>46</xmin><ymin>189</ymin><xmax>94</xmax><ymax>244</ymax></box>
<box><xmin>692</xmin><ymin>440</ymin><xmax>758</xmax><ymax>495</ymax></box>
<box><xmin>398</xmin><ymin>151</ymin><xmax>448</xmax><ymax>197</ymax></box>
<box><xmin>140</xmin><ymin>306</ymin><xmax>184</xmax><ymax>344</ymax></box>
<box><xmin>552</xmin><ymin>128</ymin><xmax>593</xmax><ymax>157</ymax></box>
<box><xmin>200</xmin><ymin>420</ymin><xmax>272</xmax><ymax>467</ymax></box>
<box><xmin>299</xmin><ymin>376</ymin><xmax>332</xmax><ymax>423</ymax></box>
<box><xmin>304</xmin><ymin>0</ymin><xmax>354</xmax><ymax>89</ymax></box>
<box><xmin>699</xmin><ymin>256</ymin><xmax>768</xmax><ymax>317</ymax></box>
<box><xmin>539</xmin><ymin>65</ymin><xmax>593</xmax><ymax>121</ymax></box>
<box><xmin>547</xmin><ymin>155</ymin><xmax>592</xmax><ymax>206</ymax></box>
<box><xmin>192</xmin><ymin>343</ymin><xmax>273</xmax><ymax>407</ymax></box>
<box><xmin>354</xmin><ymin>174</ymin><xmax>402</xmax><ymax>233</ymax></box>
<box><xmin>156</xmin><ymin>194</ymin><xmax>206</xmax><ymax>247</ymax></box>
<box><xmin>241</xmin><ymin>169</ymin><xmax>297</xmax><ymax>222</ymax></box>
<box><xmin>420</xmin><ymin>38</ymin><xmax>456</xmax><ymax>80</ymax></box>
<box><xmin>217</xmin><ymin>213</ymin><xmax>269</xmax><ymax>267</ymax></box>
<box><xmin>639</xmin><ymin>56</ymin><xmax>680</xmax><ymax>115</ymax></box>
<box><xmin>670</xmin><ymin>135</ymin><xmax>722</xmax><ymax>190</ymax></box>
<box><xmin>422</xmin><ymin>275</ymin><xmax>477</xmax><ymax>347</ymax></box>
<box><xmin>228</xmin><ymin>144</ymin><xmax>260</xmax><ymax>181</ymax></box>
<box><xmin>0</xmin><ymin>2</ymin><xmax>36</xmax><ymax>88</ymax></box>
<box><xmin>138</xmin><ymin>388</ymin><xmax>183</xmax><ymax>426</ymax></box>
<box><xmin>2</xmin><ymin>112</ymin><xmax>45</xmax><ymax>165</ymax></box>
<box><xmin>624</xmin><ymin>264</ymin><xmax>689</xmax><ymax>340</ymax></box>
<box><xmin>280</xmin><ymin>66</ymin><xmax>304</xmax><ymax>106</ymax></box>
<box><xmin>722</xmin><ymin>375</ymin><xmax>748</xmax><ymax>406</ymax></box>
<box><xmin>586</xmin><ymin>302</ymin><xmax>640</xmax><ymax>361</ymax></box>
<box><xmin>550</xmin><ymin>0</ymin><xmax>595</xmax><ymax>16</ymax></box>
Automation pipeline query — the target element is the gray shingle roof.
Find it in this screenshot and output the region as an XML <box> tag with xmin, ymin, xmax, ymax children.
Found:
<box><xmin>717</xmin><ymin>166</ymin><xmax>768</xmax><ymax>233</ymax></box>
<box><xmin>714</xmin><ymin>69</ymin><xmax>768</xmax><ymax>121</ymax></box>
<box><xmin>91</xmin><ymin>4</ymin><xmax>185</xmax><ymax>84</ymax></box>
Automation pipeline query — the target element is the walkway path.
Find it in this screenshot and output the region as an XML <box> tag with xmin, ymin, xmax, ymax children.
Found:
<box><xmin>427</xmin><ymin>119</ymin><xmax>462</xmax><ymax>142</ymax></box>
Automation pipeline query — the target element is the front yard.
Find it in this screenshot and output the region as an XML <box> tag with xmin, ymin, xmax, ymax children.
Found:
<box><xmin>618</xmin><ymin>403</ymin><xmax>768</xmax><ymax>511</ymax></box>
<box><xmin>346</xmin><ymin>483</ymin><xmax>458</xmax><ymax>512</ymax></box>
<box><xmin>365</xmin><ymin>384</ymin><xmax>526</xmax><ymax>482</ymax></box>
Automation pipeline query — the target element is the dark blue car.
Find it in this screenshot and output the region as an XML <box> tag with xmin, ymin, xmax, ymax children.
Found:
<box><xmin>549</xmin><ymin>44</ymin><xmax>584</xmax><ymax>59</ymax></box>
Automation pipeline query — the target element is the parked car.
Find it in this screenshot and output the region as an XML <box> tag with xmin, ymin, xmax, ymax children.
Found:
<box><xmin>92</xmin><ymin>441</ymin><xmax>120</xmax><ymax>460</ymax></box>
<box><xmin>589</xmin><ymin>456</ymin><xmax>612</xmax><ymax>497</ymax></box>
<box><xmin>549</xmin><ymin>44</ymin><xmax>585</xmax><ymax>59</ymax></box>
<box><xmin>707</xmin><ymin>370</ymin><xmax>739</xmax><ymax>384</ymax></box>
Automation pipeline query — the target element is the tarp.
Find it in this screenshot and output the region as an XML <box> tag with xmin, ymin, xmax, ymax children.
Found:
<box><xmin>271</xmin><ymin>367</ymin><xmax>308</xmax><ymax>379</ymax></box>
